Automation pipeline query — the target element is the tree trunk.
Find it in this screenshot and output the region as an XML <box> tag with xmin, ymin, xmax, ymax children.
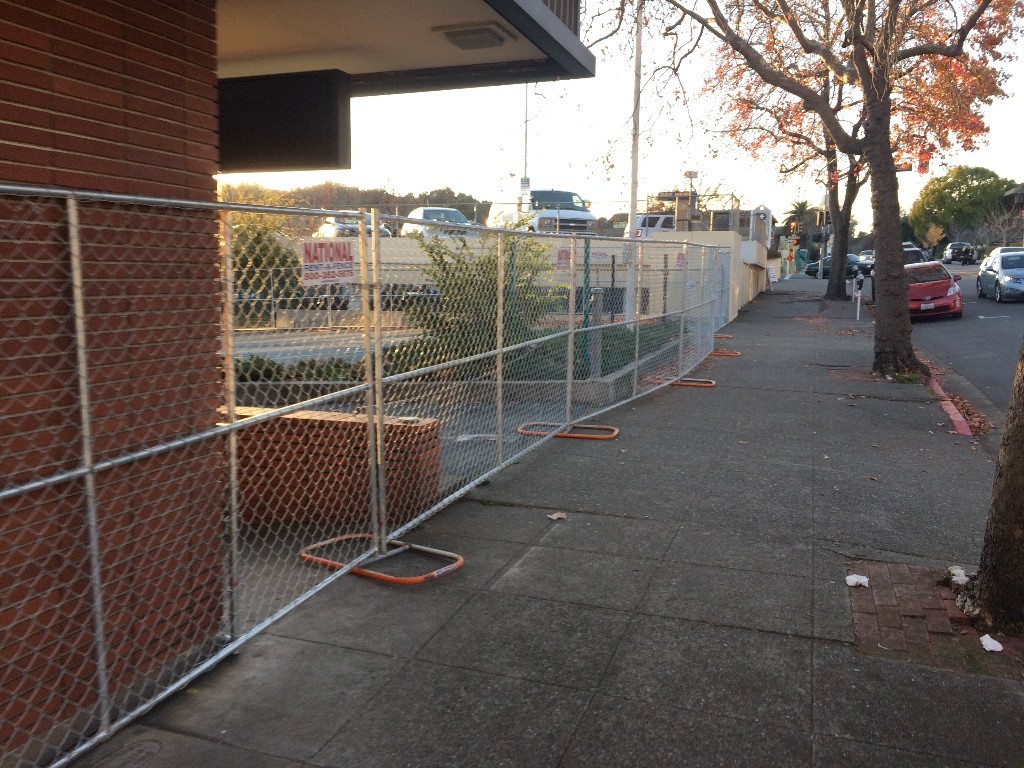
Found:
<box><xmin>824</xmin><ymin>143</ymin><xmax>848</xmax><ymax>301</ymax></box>
<box><xmin>861</xmin><ymin>93</ymin><xmax>923</xmax><ymax>375</ymax></box>
<box><xmin>970</xmin><ymin>338</ymin><xmax>1024</xmax><ymax>630</ymax></box>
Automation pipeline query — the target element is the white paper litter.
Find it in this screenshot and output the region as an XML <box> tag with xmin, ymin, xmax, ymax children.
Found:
<box><xmin>947</xmin><ymin>566</ymin><xmax>969</xmax><ymax>587</ymax></box>
<box><xmin>846</xmin><ymin>574</ymin><xmax>870</xmax><ymax>588</ymax></box>
<box><xmin>980</xmin><ymin>634</ymin><xmax>1003</xmax><ymax>653</ymax></box>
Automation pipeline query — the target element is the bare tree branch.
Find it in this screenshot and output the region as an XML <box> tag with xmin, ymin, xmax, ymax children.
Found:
<box><xmin>897</xmin><ymin>0</ymin><xmax>996</xmax><ymax>58</ymax></box>
<box><xmin>661</xmin><ymin>0</ymin><xmax>864</xmax><ymax>154</ymax></box>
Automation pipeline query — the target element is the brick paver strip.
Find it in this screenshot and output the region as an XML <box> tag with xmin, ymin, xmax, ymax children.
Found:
<box><xmin>847</xmin><ymin>561</ymin><xmax>1023</xmax><ymax>681</ymax></box>
<box><xmin>872</xmin><ymin>587</ymin><xmax>899</xmax><ymax>608</ymax></box>
<box><xmin>917</xmin><ymin>594</ymin><xmax>944</xmax><ymax>610</ymax></box>
<box><xmin>876</xmin><ymin>605</ymin><xmax>903</xmax><ymax>629</ymax></box>
<box><xmin>849</xmin><ymin>589</ymin><xmax>876</xmax><ymax>614</ymax></box>
<box><xmin>878</xmin><ymin>624</ymin><xmax>908</xmax><ymax>651</ymax></box>
<box><xmin>924</xmin><ymin>608</ymin><xmax>954</xmax><ymax>634</ymax></box>
<box><xmin>901</xmin><ymin>615</ymin><xmax>930</xmax><ymax>644</ymax></box>
<box><xmin>852</xmin><ymin>611</ymin><xmax>881</xmax><ymax>644</ymax></box>
<box><xmin>888</xmin><ymin>562</ymin><xmax>914</xmax><ymax>584</ymax></box>
<box><xmin>893</xmin><ymin>583</ymin><xmax>926</xmax><ymax>616</ymax></box>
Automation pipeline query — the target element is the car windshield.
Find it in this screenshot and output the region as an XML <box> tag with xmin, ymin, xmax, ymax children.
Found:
<box><xmin>530</xmin><ymin>191</ymin><xmax>589</xmax><ymax>211</ymax></box>
<box><xmin>1001</xmin><ymin>253</ymin><xmax>1024</xmax><ymax>270</ymax></box>
<box><xmin>905</xmin><ymin>264</ymin><xmax>950</xmax><ymax>283</ymax></box>
<box><xmin>424</xmin><ymin>209</ymin><xmax>469</xmax><ymax>224</ymax></box>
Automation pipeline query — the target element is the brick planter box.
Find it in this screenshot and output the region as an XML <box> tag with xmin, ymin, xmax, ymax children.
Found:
<box><xmin>232</xmin><ymin>407</ymin><xmax>441</xmax><ymax>531</ymax></box>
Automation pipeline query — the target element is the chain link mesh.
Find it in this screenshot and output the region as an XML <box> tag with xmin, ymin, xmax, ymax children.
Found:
<box><xmin>1</xmin><ymin>194</ymin><xmax>725</xmax><ymax>766</ymax></box>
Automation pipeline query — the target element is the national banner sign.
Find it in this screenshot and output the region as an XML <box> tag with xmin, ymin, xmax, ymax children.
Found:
<box><xmin>301</xmin><ymin>239</ymin><xmax>355</xmax><ymax>286</ymax></box>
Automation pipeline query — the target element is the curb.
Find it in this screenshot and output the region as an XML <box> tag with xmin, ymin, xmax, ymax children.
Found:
<box><xmin>926</xmin><ymin>375</ymin><xmax>973</xmax><ymax>436</ymax></box>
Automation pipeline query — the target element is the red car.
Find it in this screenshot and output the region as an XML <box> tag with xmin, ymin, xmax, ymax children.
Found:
<box><xmin>905</xmin><ymin>261</ymin><xmax>963</xmax><ymax>319</ymax></box>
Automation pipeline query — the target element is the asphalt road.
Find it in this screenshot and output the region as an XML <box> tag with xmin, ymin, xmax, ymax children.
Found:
<box><xmin>233</xmin><ymin>327</ymin><xmax>420</xmax><ymax>364</ymax></box>
<box><xmin>909</xmin><ymin>262</ymin><xmax>1024</xmax><ymax>414</ymax></box>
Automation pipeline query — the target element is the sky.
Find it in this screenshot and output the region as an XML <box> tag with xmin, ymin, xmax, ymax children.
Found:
<box><xmin>217</xmin><ymin>22</ymin><xmax>1024</xmax><ymax>234</ymax></box>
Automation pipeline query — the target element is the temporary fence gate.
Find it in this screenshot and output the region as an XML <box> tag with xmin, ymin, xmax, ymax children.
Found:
<box><xmin>0</xmin><ymin>188</ymin><xmax>728</xmax><ymax>767</ymax></box>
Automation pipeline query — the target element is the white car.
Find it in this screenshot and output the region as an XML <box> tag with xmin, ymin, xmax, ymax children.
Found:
<box><xmin>400</xmin><ymin>207</ymin><xmax>474</xmax><ymax>237</ymax></box>
<box><xmin>314</xmin><ymin>211</ymin><xmax>391</xmax><ymax>238</ymax></box>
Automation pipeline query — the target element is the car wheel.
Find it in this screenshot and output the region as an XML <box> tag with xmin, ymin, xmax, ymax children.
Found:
<box><xmin>952</xmin><ymin>311</ymin><xmax>963</xmax><ymax>319</ymax></box>
<box><xmin>995</xmin><ymin>284</ymin><xmax>1003</xmax><ymax>303</ymax></box>
<box><xmin>977</xmin><ymin>279</ymin><xmax>985</xmax><ymax>298</ymax></box>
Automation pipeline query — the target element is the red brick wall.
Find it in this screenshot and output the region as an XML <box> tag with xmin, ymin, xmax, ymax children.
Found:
<box><xmin>0</xmin><ymin>1</ymin><xmax>224</xmax><ymax>758</ymax></box>
<box><xmin>0</xmin><ymin>0</ymin><xmax>218</xmax><ymax>199</ymax></box>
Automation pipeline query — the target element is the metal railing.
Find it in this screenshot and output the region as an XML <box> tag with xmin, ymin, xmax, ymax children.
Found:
<box><xmin>0</xmin><ymin>187</ymin><xmax>727</xmax><ymax>767</ymax></box>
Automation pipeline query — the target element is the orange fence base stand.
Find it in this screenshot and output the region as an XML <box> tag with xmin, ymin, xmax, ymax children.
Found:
<box><xmin>300</xmin><ymin>533</ymin><xmax>464</xmax><ymax>585</ymax></box>
<box><xmin>714</xmin><ymin>334</ymin><xmax>733</xmax><ymax>339</ymax></box>
<box><xmin>711</xmin><ymin>349</ymin><xmax>741</xmax><ymax>357</ymax></box>
<box><xmin>671</xmin><ymin>378</ymin><xmax>717</xmax><ymax>387</ymax></box>
<box><xmin>517</xmin><ymin>422</ymin><xmax>620</xmax><ymax>440</ymax></box>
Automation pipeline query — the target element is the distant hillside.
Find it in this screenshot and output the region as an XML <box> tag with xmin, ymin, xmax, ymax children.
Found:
<box><xmin>219</xmin><ymin>181</ymin><xmax>491</xmax><ymax>224</ymax></box>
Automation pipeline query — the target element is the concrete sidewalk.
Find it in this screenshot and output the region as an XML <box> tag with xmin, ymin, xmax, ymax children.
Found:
<box><xmin>74</xmin><ymin>278</ymin><xmax>1024</xmax><ymax>768</ymax></box>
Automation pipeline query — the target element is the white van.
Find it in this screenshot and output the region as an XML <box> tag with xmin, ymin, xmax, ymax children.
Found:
<box><xmin>488</xmin><ymin>190</ymin><xmax>597</xmax><ymax>234</ymax></box>
<box><xmin>623</xmin><ymin>212</ymin><xmax>676</xmax><ymax>238</ymax></box>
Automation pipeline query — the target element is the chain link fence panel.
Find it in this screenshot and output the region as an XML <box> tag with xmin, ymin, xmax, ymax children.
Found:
<box><xmin>2</xmin><ymin>192</ymin><xmax>726</xmax><ymax>766</ymax></box>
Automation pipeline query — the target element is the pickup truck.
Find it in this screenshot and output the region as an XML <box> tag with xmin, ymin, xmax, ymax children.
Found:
<box><xmin>488</xmin><ymin>190</ymin><xmax>598</xmax><ymax>234</ymax></box>
<box><xmin>943</xmin><ymin>242</ymin><xmax>976</xmax><ymax>265</ymax></box>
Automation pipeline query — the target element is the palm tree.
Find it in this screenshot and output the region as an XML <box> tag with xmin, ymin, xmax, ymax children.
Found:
<box><xmin>785</xmin><ymin>200</ymin><xmax>814</xmax><ymax>237</ymax></box>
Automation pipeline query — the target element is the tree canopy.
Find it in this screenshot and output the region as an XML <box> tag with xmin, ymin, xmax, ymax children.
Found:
<box><xmin>596</xmin><ymin>0</ymin><xmax>1024</xmax><ymax>374</ymax></box>
<box><xmin>908</xmin><ymin>166</ymin><xmax>1018</xmax><ymax>244</ymax></box>
<box><xmin>220</xmin><ymin>182</ymin><xmax>490</xmax><ymax>223</ymax></box>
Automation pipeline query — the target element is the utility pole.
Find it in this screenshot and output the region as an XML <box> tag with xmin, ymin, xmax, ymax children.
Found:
<box><xmin>624</xmin><ymin>0</ymin><xmax>643</xmax><ymax>322</ymax></box>
<box><xmin>518</xmin><ymin>84</ymin><xmax>530</xmax><ymax>215</ymax></box>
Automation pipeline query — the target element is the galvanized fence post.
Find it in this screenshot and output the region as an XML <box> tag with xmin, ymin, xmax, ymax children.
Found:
<box><xmin>580</xmin><ymin>236</ymin><xmax>591</xmax><ymax>372</ymax></box>
<box><xmin>68</xmin><ymin>196</ymin><xmax>113</xmax><ymax>734</ymax></box>
<box><xmin>369</xmin><ymin>210</ymin><xmax>389</xmax><ymax>546</ymax></box>
<box><xmin>677</xmin><ymin>244</ymin><xmax>689</xmax><ymax>376</ymax></box>
<box><xmin>496</xmin><ymin>230</ymin><xmax>506</xmax><ymax>464</ymax></box>
<box><xmin>220</xmin><ymin>210</ymin><xmax>240</xmax><ymax>641</ymax></box>
<box><xmin>632</xmin><ymin>239</ymin><xmax>642</xmax><ymax>397</ymax></box>
<box><xmin>564</xmin><ymin>236</ymin><xmax>577</xmax><ymax>426</ymax></box>
<box><xmin>357</xmin><ymin>212</ymin><xmax>385</xmax><ymax>555</ymax></box>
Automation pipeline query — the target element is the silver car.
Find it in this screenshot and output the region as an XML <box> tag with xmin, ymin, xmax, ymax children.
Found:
<box><xmin>977</xmin><ymin>247</ymin><xmax>1024</xmax><ymax>302</ymax></box>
